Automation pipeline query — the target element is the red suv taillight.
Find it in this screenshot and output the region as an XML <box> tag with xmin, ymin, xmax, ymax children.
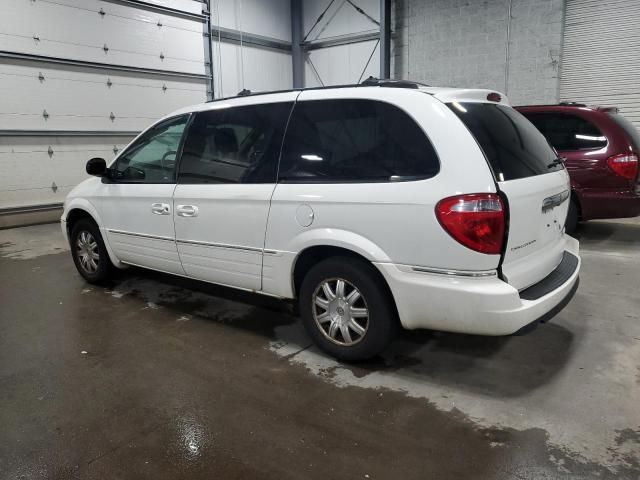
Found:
<box><xmin>607</xmin><ymin>153</ymin><xmax>638</xmax><ymax>180</ymax></box>
<box><xmin>435</xmin><ymin>194</ymin><xmax>505</xmax><ymax>255</ymax></box>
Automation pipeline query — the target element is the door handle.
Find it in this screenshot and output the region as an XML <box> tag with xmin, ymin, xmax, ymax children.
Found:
<box><xmin>176</xmin><ymin>204</ymin><xmax>199</xmax><ymax>217</ymax></box>
<box><xmin>151</xmin><ymin>203</ymin><xmax>170</xmax><ymax>215</ymax></box>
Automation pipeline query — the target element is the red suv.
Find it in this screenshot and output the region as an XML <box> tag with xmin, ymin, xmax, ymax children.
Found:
<box><xmin>516</xmin><ymin>103</ymin><xmax>640</xmax><ymax>232</ymax></box>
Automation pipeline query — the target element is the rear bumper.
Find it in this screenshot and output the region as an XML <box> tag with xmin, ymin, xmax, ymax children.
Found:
<box><xmin>375</xmin><ymin>236</ymin><xmax>580</xmax><ymax>336</ymax></box>
<box><xmin>578</xmin><ymin>188</ymin><xmax>640</xmax><ymax>220</ymax></box>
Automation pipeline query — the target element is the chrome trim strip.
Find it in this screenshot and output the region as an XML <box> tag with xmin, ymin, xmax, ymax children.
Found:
<box><xmin>107</xmin><ymin>230</ymin><xmax>278</xmax><ymax>255</ymax></box>
<box><xmin>176</xmin><ymin>238</ymin><xmax>263</xmax><ymax>253</ymax></box>
<box><xmin>411</xmin><ymin>266</ymin><xmax>497</xmax><ymax>277</ymax></box>
<box><xmin>107</xmin><ymin>229</ymin><xmax>174</xmax><ymax>242</ymax></box>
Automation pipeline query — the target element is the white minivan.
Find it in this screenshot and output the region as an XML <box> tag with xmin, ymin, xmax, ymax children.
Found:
<box><xmin>62</xmin><ymin>80</ymin><xmax>580</xmax><ymax>361</ymax></box>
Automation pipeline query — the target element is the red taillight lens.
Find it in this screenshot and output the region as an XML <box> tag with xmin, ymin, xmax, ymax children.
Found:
<box><xmin>607</xmin><ymin>153</ymin><xmax>638</xmax><ymax>180</ymax></box>
<box><xmin>435</xmin><ymin>194</ymin><xmax>505</xmax><ymax>255</ymax></box>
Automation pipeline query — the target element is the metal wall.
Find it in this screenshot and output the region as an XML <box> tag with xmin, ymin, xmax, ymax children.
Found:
<box><xmin>0</xmin><ymin>0</ymin><xmax>210</xmax><ymax>215</ymax></box>
<box><xmin>210</xmin><ymin>0</ymin><xmax>292</xmax><ymax>97</ymax></box>
<box><xmin>302</xmin><ymin>0</ymin><xmax>380</xmax><ymax>87</ymax></box>
<box><xmin>560</xmin><ymin>0</ymin><xmax>640</xmax><ymax>129</ymax></box>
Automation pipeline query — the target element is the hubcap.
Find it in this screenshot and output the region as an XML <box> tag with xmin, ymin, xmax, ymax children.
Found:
<box><xmin>312</xmin><ymin>278</ymin><xmax>369</xmax><ymax>346</ymax></box>
<box><xmin>76</xmin><ymin>231</ymin><xmax>99</xmax><ymax>274</ymax></box>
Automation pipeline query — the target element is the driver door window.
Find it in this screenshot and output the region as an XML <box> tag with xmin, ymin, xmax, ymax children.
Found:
<box><xmin>113</xmin><ymin>115</ymin><xmax>189</xmax><ymax>183</ymax></box>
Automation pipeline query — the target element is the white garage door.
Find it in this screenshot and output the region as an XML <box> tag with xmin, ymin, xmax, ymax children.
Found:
<box><xmin>560</xmin><ymin>0</ymin><xmax>640</xmax><ymax>129</ymax></box>
<box><xmin>0</xmin><ymin>0</ymin><xmax>210</xmax><ymax>211</ymax></box>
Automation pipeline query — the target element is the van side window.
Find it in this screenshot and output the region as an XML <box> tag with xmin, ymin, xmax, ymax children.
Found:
<box><xmin>279</xmin><ymin>99</ymin><xmax>439</xmax><ymax>182</ymax></box>
<box><xmin>178</xmin><ymin>102</ymin><xmax>293</xmax><ymax>184</ymax></box>
<box><xmin>113</xmin><ymin>115</ymin><xmax>189</xmax><ymax>183</ymax></box>
<box><xmin>524</xmin><ymin>113</ymin><xmax>608</xmax><ymax>151</ymax></box>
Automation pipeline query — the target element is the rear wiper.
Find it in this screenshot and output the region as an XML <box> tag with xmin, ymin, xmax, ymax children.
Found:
<box><xmin>547</xmin><ymin>157</ymin><xmax>565</xmax><ymax>169</ymax></box>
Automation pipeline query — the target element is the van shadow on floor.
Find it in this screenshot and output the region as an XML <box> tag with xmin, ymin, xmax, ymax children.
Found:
<box><xmin>108</xmin><ymin>265</ymin><xmax>576</xmax><ymax>400</ymax></box>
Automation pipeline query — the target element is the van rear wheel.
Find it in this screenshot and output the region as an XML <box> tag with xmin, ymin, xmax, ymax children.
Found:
<box><xmin>299</xmin><ymin>256</ymin><xmax>397</xmax><ymax>362</ymax></box>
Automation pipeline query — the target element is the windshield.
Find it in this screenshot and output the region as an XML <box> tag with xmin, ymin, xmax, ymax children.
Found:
<box><xmin>448</xmin><ymin>102</ymin><xmax>561</xmax><ymax>181</ymax></box>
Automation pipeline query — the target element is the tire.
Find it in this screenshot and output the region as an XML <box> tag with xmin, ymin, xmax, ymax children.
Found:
<box><xmin>299</xmin><ymin>256</ymin><xmax>398</xmax><ymax>362</ymax></box>
<box><xmin>565</xmin><ymin>198</ymin><xmax>579</xmax><ymax>235</ymax></box>
<box><xmin>70</xmin><ymin>218</ymin><xmax>113</xmax><ymax>284</ymax></box>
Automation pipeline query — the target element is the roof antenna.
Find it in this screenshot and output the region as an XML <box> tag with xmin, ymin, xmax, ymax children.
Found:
<box><xmin>237</xmin><ymin>88</ymin><xmax>252</xmax><ymax>96</ymax></box>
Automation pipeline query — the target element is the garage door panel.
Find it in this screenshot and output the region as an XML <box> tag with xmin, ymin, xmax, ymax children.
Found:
<box><xmin>1</xmin><ymin>0</ymin><xmax>208</xmax><ymax>215</ymax></box>
<box><xmin>0</xmin><ymin>185</ymin><xmax>75</xmax><ymax>209</ymax></box>
<box><xmin>1</xmin><ymin>0</ymin><xmax>206</xmax><ymax>75</ymax></box>
<box><xmin>0</xmin><ymin>135</ymin><xmax>134</xmax><ymax>208</ymax></box>
<box><xmin>0</xmin><ymin>62</ymin><xmax>206</xmax><ymax>131</ymax></box>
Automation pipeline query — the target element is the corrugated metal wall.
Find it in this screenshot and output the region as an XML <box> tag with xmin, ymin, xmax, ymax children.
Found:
<box><xmin>0</xmin><ymin>0</ymin><xmax>209</xmax><ymax>212</ymax></box>
<box><xmin>560</xmin><ymin>0</ymin><xmax>640</xmax><ymax>128</ymax></box>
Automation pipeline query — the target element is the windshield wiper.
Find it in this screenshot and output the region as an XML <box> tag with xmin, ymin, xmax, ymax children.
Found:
<box><xmin>547</xmin><ymin>157</ymin><xmax>565</xmax><ymax>169</ymax></box>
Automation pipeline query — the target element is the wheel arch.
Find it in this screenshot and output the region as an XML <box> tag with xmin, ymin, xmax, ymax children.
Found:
<box><xmin>63</xmin><ymin>199</ymin><xmax>123</xmax><ymax>268</ymax></box>
<box><xmin>291</xmin><ymin>245</ymin><xmax>399</xmax><ymax>326</ymax></box>
<box><xmin>284</xmin><ymin>228</ymin><xmax>392</xmax><ymax>296</ymax></box>
<box><xmin>66</xmin><ymin>207</ymin><xmax>97</xmax><ymax>236</ymax></box>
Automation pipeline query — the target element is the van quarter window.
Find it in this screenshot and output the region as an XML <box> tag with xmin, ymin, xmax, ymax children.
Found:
<box><xmin>278</xmin><ymin>99</ymin><xmax>439</xmax><ymax>182</ymax></box>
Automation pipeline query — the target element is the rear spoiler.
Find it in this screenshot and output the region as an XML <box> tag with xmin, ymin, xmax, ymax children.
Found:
<box><xmin>430</xmin><ymin>89</ymin><xmax>510</xmax><ymax>106</ymax></box>
<box><xmin>514</xmin><ymin>103</ymin><xmax>619</xmax><ymax>114</ymax></box>
<box><xmin>595</xmin><ymin>106</ymin><xmax>619</xmax><ymax>114</ymax></box>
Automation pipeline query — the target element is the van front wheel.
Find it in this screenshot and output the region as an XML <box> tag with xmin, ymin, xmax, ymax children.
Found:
<box><xmin>70</xmin><ymin>218</ymin><xmax>113</xmax><ymax>284</ymax></box>
<box><xmin>299</xmin><ymin>256</ymin><xmax>397</xmax><ymax>362</ymax></box>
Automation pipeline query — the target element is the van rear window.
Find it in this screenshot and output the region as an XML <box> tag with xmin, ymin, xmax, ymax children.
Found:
<box><xmin>448</xmin><ymin>102</ymin><xmax>562</xmax><ymax>181</ymax></box>
<box><xmin>607</xmin><ymin>113</ymin><xmax>640</xmax><ymax>151</ymax></box>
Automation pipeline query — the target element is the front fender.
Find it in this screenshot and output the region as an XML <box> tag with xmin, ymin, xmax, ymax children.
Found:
<box><xmin>62</xmin><ymin>197</ymin><xmax>124</xmax><ymax>268</ymax></box>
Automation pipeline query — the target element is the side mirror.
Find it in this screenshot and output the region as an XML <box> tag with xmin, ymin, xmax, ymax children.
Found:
<box><xmin>86</xmin><ymin>157</ymin><xmax>107</xmax><ymax>176</ymax></box>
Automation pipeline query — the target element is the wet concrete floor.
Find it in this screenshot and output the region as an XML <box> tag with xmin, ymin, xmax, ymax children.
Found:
<box><xmin>0</xmin><ymin>220</ymin><xmax>639</xmax><ymax>479</ymax></box>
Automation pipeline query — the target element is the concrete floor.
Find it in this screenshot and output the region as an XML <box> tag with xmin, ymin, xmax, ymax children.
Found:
<box><xmin>1</xmin><ymin>220</ymin><xmax>639</xmax><ymax>479</ymax></box>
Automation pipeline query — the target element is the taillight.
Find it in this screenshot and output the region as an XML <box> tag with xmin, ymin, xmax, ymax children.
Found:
<box><xmin>607</xmin><ymin>153</ymin><xmax>638</xmax><ymax>180</ymax></box>
<box><xmin>435</xmin><ymin>194</ymin><xmax>505</xmax><ymax>255</ymax></box>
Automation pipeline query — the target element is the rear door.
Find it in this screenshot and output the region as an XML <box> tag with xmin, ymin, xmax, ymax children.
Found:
<box><xmin>448</xmin><ymin>101</ymin><xmax>571</xmax><ymax>290</ymax></box>
<box><xmin>172</xmin><ymin>98</ymin><xmax>294</xmax><ymax>290</ymax></box>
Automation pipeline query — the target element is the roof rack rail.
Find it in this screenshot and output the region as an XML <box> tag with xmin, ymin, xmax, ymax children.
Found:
<box><xmin>205</xmin><ymin>78</ymin><xmax>430</xmax><ymax>103</ymax></box>
<box><xmin>361</xmin><ymin>76</ymin><xmax>426</xmax><ymax>89</ymax></box>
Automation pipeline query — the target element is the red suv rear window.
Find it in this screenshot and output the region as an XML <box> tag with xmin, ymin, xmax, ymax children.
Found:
<box><xmin>522</xmin><ymin>112</ymin><xmax>607</xmax><ymax>151</ymax></box>
<box><xmin>607</xmin><ymin>113</ymin><xmax>640</xmax><ymax>152</ymax></box>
